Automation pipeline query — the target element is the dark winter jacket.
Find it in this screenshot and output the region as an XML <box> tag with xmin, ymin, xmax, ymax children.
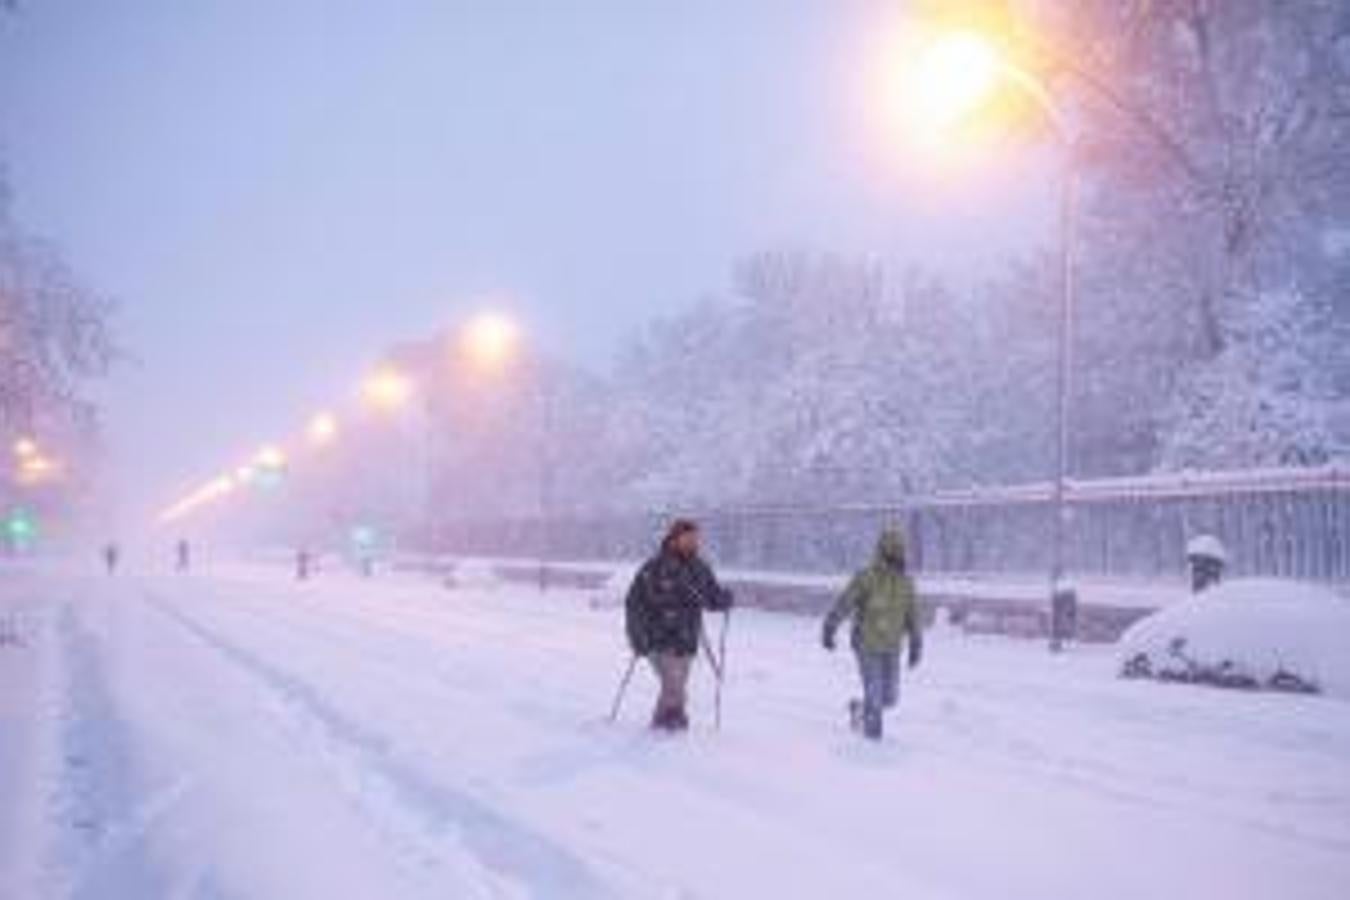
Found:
<box><xmin>823</xmin><ymin>530</ymin><xmax>924</xmax><ymax>658</ymax></box>
<box><xmin>626</xmin><ymin>550</ymin><xmax>733</xmax><ymax>656</ymax></box>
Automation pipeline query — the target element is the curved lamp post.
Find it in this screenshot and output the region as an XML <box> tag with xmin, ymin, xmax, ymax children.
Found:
<box><xmin>911</xmin><ymin>31</ymin><xmax>1079</xmax><ymax>649</ymax></box>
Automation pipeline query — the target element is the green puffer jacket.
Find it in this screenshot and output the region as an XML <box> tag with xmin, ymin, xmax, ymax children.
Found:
<box><xmin>823</xmin><ymin>530</ymin><xmax>922</xmax><ymax>654</ymax></box>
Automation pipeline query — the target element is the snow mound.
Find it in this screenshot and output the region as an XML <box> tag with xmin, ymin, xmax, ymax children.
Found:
<box><xmin>1118</xmin><ymin>579</ymin><xmax>1350</xmax><ymax>697</ymax></box>
<box><xmin>444</xmin><ymin>560</ymin><xmax>501</xmax><ymax>591</ymax></box>
<box><xmin>589</xmin><ymin>564</ymin><xmax>640</xmax><ymax>610</ymax></box>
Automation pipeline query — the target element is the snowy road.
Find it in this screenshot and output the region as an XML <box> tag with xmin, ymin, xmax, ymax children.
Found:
<box><xmin>3</xmin><ymin>564</ymin><xmax>1349</xmax><ymax>899</ymax></box>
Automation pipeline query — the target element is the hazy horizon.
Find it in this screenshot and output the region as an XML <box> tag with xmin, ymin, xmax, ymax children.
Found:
<box><xmin>0</xmin><ymin>0</ymin><xmax>1049</xmax><ymax>527</ymax></box>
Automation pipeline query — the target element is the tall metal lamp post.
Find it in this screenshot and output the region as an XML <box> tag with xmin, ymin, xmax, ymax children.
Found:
<box><xmin>908</xmin><ymin>32</ymin><xmax>1080</xmax><ymax>650</ymax></box>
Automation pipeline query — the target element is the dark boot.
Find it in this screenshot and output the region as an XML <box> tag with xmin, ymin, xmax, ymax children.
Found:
<box><xmin>863</xmin><ymin>705</ymin><xmax>883</xmax><ymax>741</ymax></box>
<box><xmin>651</xmin><ymin>706</ymin><xmax>680</xmax><ymax>731</ymax></box>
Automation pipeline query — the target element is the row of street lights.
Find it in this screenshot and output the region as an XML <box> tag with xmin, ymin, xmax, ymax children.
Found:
<box><xmin>157</xmin><ymin>310</ymin><xmax>526</xmax><ymax>533</ymax></box>
<box><xmin>159</xmin><ymin>14</ymin><xmax>1147</xmax><ymax>623</ymax></box>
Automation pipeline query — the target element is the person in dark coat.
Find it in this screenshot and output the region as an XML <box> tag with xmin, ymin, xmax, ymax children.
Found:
<box><xmin>625</xmin><ymin>519</ymin><xmax>734</xmax><ymax>731</ymax></box>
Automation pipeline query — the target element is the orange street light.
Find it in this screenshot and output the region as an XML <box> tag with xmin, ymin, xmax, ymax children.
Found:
<box><xmin>256</xmin><ymin>444</ymin><xmax>288</xmax><ymax>470</ymax></box>
<box><xmin>908</xmin><ymin>29</ymin><xmax>1003</xmax><ymax>131</ymax></box>
<box><xmin>16</xmin><ymin>454</ymin><xmax>60</xmax><ymax>486</ymax></box>
<box><xmin>901</xmin><ymin>24</ymin><xmax>1078</xmax><ymax>651</ymax></box>
<box><xmin>307</xmin><ymin>412</ymin><xmax>338</xmax><ymax>446</ymax></box>
<box><xmin>461</xmin><ymin>311</ymin><xmax>520</xmax><ymax>372</ymax></box>
<box><xmin>361</xmin><ymin>367</ymin><xmax>414</xmax><ymax>411</ymax></box>
<box><xmin>12</xmin><ymin>437</ymin><xmax>39</xmax><ymax>460</ymax></box>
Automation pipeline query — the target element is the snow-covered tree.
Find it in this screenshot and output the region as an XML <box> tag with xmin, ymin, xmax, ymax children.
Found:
<box><xmin>1019</xmin><ymin>0</ymin><xmax>1350</xmax><ymax>470</ymax></box>
<box><xmin>1160</xmin><ymin>288</ymin><xmax>1344</xmax><ymax>468</ymax></box>
<box><xmin>0</xmin><ymin>171</ymin><xmax>117</xmax><ymax>503</ymax></box>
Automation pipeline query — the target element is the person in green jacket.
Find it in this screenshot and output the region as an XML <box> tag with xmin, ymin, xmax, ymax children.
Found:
<box><xmin>822</xmin><ymin>529</ymin><xmax>924</xmax><ymax>740</ymax></box>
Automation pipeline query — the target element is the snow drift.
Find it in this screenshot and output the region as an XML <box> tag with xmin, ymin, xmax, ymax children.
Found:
<box><xmin>588</xmin><ymin>563</ymin><xmax>640</xmax><ymax>609</ymax></box>
<box><xmin>1118</xmin><ymin>579</ymin><xmax>1350</xmax><ymax>697</ymax></box>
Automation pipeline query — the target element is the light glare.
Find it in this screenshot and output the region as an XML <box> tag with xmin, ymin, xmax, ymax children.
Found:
<box><xmin>362</xmin><ymin>368</ymin><xmax>414</xmax><ymax>410</ymax></box>
<box><xmin>12</xmin><ymin>437</ymin><xmax>38</xmax><ymax>460</ymax></box>
<box><xmin>308</xmin><ymin>412</ymin><xmax>338</xmax><ymax>445</ymax></box>
<box><xmin>462</xmin><ymin>312</ymin><xmax>520</xmax><ymax>371</ymax></box>
<box><xmin>256</xmin><ymin>445</ymin><xmax>287</xmax><ymax>470</ymax></box>
<box><xmin>911</xmin><ymin>31</ymin><xmax>1002</xmax><ymax>130</ymax></box>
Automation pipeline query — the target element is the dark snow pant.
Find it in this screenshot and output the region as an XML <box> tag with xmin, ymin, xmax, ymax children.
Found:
<box><xmin>649</xmin><ymin>652</ymin><xmax>693</xmax><ymax>730</ymax></box>
<box><xmin>856</xmin><ymin>649</ymin><xmax>901</xmax><ymax>739</ymax></box>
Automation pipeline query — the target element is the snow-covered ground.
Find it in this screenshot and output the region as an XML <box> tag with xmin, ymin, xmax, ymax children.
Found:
<box><xmin>2</xmin><ymin>562</ymin><xmax>1349</xmax><ymax>899</ymax></box>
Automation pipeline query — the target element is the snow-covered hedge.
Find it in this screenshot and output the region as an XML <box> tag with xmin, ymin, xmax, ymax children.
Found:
<box><xmin>1119</xmin><ymin>579</ymin><xmax>1350</xmax><ymax>697</ymax></box>
<box><xmin>443</xmin><ymin>560</ymin><xmax>501</xmax><ymax>591</ymax></box>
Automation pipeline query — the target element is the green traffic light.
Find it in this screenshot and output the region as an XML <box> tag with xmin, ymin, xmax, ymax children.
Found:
<box><xmin>5</xmin><ymin>509</ymin><xmax>37</xmax><ymax>546</ymax></box>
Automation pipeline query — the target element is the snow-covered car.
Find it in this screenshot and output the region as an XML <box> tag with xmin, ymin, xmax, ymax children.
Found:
<box><xmin>1118</xmin><ymin>578</ymin><xmax>1350</xmax><ymax>697</ymax></box>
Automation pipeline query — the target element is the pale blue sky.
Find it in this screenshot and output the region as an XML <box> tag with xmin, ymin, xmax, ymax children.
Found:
<box><xmin>0</xmin><ymin>1</ymin><xmax>1046</xmax><ymax>522</ymax></box>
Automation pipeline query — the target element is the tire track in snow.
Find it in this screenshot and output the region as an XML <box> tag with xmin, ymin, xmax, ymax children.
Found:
<box><xmin>143</xmin><ymin>590</ymin><xmax>615</xmax><ymax>899</ymax></box>
<box><xmin>54</xmin><ymin>602</ymin><xmax>185</xmax><ymax>900</ymax></box>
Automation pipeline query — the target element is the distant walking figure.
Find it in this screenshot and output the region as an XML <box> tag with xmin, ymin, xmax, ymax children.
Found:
<box><xmin>624</xmin><ymin>519</ymin><xmax>734</xmax><ymax>732</ymax></box>
<box><xmin>176</xmin><ymin>538</ymin><xmax>191</xmax><ymax>573</ymax></box>
<box><xmin>822</xmin><ymin>529</ymin><xmax>924</xmax><ymax>740</ymax></box>
<box><xmin>103</xmin><ymin>542</ymin><xmax>120</xmax><ymax>576</ymax></box>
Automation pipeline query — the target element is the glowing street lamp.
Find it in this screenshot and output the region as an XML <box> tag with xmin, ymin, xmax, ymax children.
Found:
<box><xmin>461</xmin><ymin>311</ymin><xmax>520</xmax><ymax>372</ymax></box>
<box><xmin>16</xmin><ymin>454</ymin><xmax>60</xmax><ymax>486</ymax></box>
<box><xmin>361</xmin><ymin>367</ymin><xmax>414</xmax><ymax>411</ymax></box>
<box><xmin>908</xmin><ymin>30</ymin><xmax>1003</xmax><ymax>131</ymax></box>
<box><xmin>454</xmin><ymin>310</ymin><xmax>553</xmax><ymax>588</ymax></box>
<box><xmin>307</xmin><ymin>412</ymin><xmax>338</xmax><ymax>447</ymax></box>
<box><xmin>256</xmin><ymin>445</ymin><xmax>288</xmax><ymax>470</ymax></box>
<box><xmin>12</xmin><ymin>437</ymin><xmax>38</xmax><ymax>460</ymax></box>
<box><xmin>253</xmin><ymin>444</ymin><xmax>288</xmax><ymax>491</ymax></box>
<box><xmin>903</xmin><ymin>26</ymin><xmax>1078</xmax><ymax>651</ymax></box>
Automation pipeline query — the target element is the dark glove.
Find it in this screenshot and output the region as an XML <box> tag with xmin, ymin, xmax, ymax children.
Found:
<box><xmin>822</xmin><ymin>628</ymin><xmax>837</xmax><ymax>652</ymax></box>
<box><xmin>908</xmin><ymin>639</ymin><xmax>923</xmax><ymax>669</ymax></box>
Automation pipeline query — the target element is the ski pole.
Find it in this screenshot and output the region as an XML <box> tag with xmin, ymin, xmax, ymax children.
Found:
<box><xmin>699</xmin><ymin>624</ymin><xmax>724</xmax><ymax>680</ymax></box>
<box><xmin>607</xmin><ymin>654</ymin><xmax>641</xmax><ymax>723</ymax></box>
<box><xmin>699</xmin><ymin>614</ymin><xmax>729</xmax><ymax>730</ymax></box>
<box><xmin>713</xmin><ymin>610</ymin><xmax>731</xmax><ymax>730</ymax></box>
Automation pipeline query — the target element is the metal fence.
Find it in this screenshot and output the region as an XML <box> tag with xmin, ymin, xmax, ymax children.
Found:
<box><xmin>428</xmin><ymin>467</ymin><xmax>1350</xmax><ymax>583</ymax></box>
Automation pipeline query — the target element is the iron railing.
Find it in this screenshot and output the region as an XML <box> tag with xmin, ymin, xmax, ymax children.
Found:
<box><xmin>426</xmin><ymin>466</ymin><xmax>1350</xmax><ymax>583</ymax></box>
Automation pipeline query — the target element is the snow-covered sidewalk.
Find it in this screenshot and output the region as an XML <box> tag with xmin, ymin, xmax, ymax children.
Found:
<box><xmin>2</xmin><ymin>564</ymin><xmax>1348</xmax><ymax>898</ymax></box>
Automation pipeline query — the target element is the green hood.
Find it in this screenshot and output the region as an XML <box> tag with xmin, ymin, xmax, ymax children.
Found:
<box><xmin>874</xmin><ymin>529</ymin><xmax>906</xmax><ymax>571</ymax></box>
